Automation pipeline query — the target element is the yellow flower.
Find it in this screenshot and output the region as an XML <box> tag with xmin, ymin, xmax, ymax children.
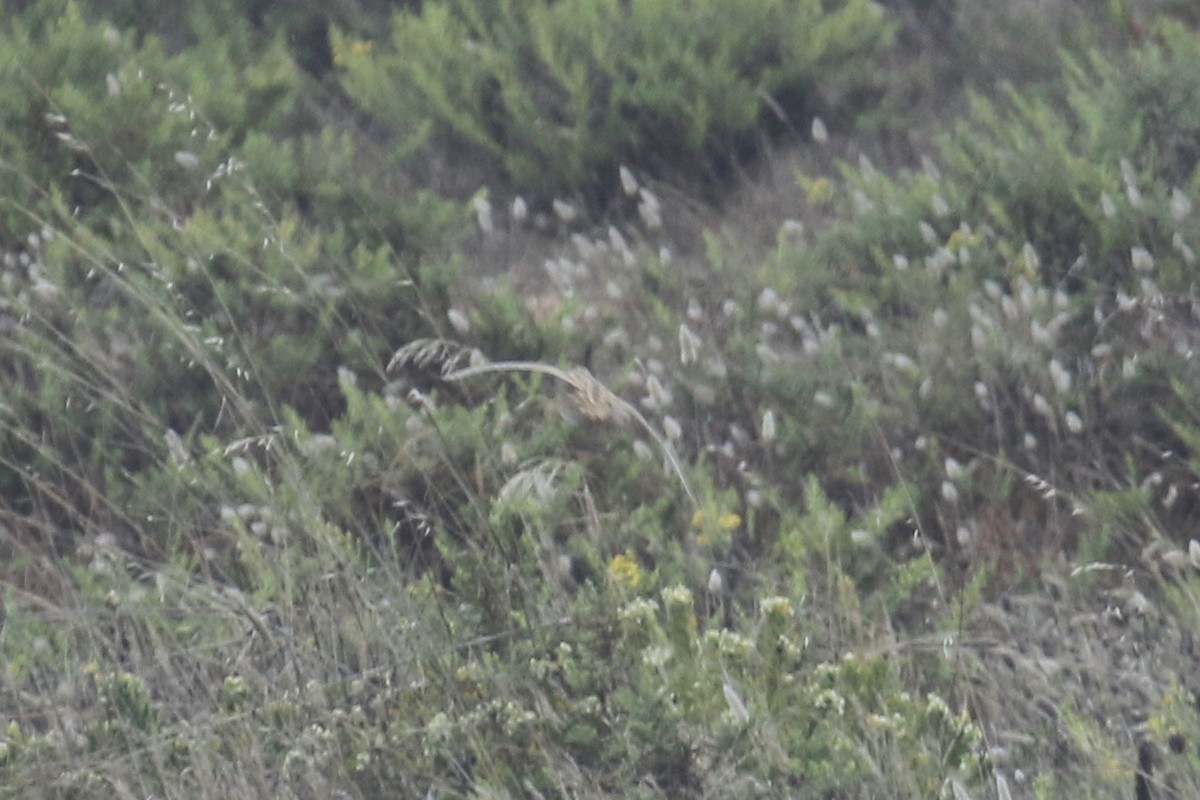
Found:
<box><xmin>806</xmin><ymin>177</ymin><xmax>833</xmax><ymax>206</ymax></box>
<box><xmin>691</xmin><ymin>509</ymin><xmax>742</xmax><ymax>532</ymax></box>
<box><xmin>607</xmin><ymin>553</ymin><xmax>643</xmax><ymax>590</ymax></box>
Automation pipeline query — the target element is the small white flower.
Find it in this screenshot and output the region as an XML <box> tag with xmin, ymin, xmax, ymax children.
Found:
<box><xmin>662</xmin><ymin>415</ymin><xmax>683</xmax><ymax>442</ymax></box>
<box><xmin>632</xmin><ymin>439</ymin><xmax>654</xmax><ymax>461</ymax></box>
<box><xmin>1188</xmin><ymin>539</ymin><xmax>1200</xmax><ymax>570</ymax></box>
<box><xmin>1064</xmin><ymin>410</ymin><xmax>1083</xmax><ymax>433</ymax></box>
<box><xmin>761</xmin><ymin>596</ymin><xmax>794</xmax><ymax>620</ymax></box>
<box><xmin>892</xmin><ymin>253</ymin><xmax>910</xmax><ymax>270</ymax></box>
<box><xmin>811</xmin><ymin>117</ymin><xmax>829</xmax><ymax>144</ymax></box>
<box><xmin>661</xmin><ymin>584</ymin><xmax>693</xmax><ymax>607</ymax></box>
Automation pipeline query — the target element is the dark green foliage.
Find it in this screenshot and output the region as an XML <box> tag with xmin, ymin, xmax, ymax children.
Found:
<box><xmin>333</xmin><ymin>0</ymin><xmax>895</xmax><ymax>200</ymax></box>
<box><xmin>3</xmin><ymin>2</ymin><xmax>1200</xmax><ymax>798</ymax></box>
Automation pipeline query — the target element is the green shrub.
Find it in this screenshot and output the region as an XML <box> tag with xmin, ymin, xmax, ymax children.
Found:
<box><xmin>333</xmin><ymin>0</ymin><xmax>895</xmax><ymax>200</ymax></box>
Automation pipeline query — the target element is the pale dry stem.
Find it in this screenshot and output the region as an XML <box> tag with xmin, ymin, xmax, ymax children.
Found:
<box><xmin>450</xmin><ymin>360</ymin><xmax>697</xmax><ymax>508</ymax></box>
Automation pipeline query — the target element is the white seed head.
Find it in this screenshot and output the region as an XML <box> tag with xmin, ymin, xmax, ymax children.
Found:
<box><xmin>761</xmin><ymin>409</ymin><xmax>777</xmax><ymax>443</ymax></box>
<box><xmin>679</xmin><ymin>323</ymin><xmax>701</xmax><ymax>366</ymax></box>
<box><xmin>511</xmin><ymin>196</ymin><xmax>528</xmax><ymax>223</ymax></box>
<box><xmin>472</xmin><ymin>195</ymin><xmax>494</xmax><ymax>234</ymax></box>
<box><xmin>707</xmin><ymin>568</ymin><xmax>724</xmax><ymax>594</ymax></box>
<box><xmin>1021</xmin><ymin>242</ymin><xmax>1040</xmax><ymax>274</ymax></box>
<box><xmin>918</xmin><ymin>220</ymin><xmax>938</xmax><ymax>247</ymax></box>
<box><xmin>1172</xmin><ymin>232</ymin><xmax>1197</xmax><ymax>264</ymax></box>
<box><xmin>1171</xmin><ymin>187</ymin><xmax>1192</xmax><ymax>220</ymax></box>
<box><xmin>1032</xmin><ymin>393</ymin><xmax>1053</xmax><ymax>420</ymax></box>
<box><xmin>552</xmin><ymin>199</ymin><xmax>577</xmax><ymax>222</ymax></box>
<box><xmin>174</xmin><ymin>151</ymin><xmax>201</xmax><ymax>170</ymax></box>
<box><xmin>1049</xmin><ymin>359</ymin><xmax>1072</xmax><ymax>395</ymax></box>
<box><xmin>619</xmin><ymin>165</ymin><xmax>639</xmax><ymax>196</ymax></box>
<box><xmin>447</xmin><ymin>307</ymin><xmax>471</xmax><ymax>334</ymax></box>
<box><xmin>1100</xmin><ymin>192</ymin><xmax>1117</xmax><ymax>218</ymax></box>
<box><xmin>757</xmin><ymin>287</ymin><xmax>781</xmax><ymax>315</ymax></box>
<box><xmin>723</xmin><ymin>681</ymin><xmax>750</xmax><ymax>724</ymax></box>
<box><xmin>1130</xmin><ymin>246</ymin><xmax>1155</xmax><ymax>272</ymax></box>
<box><xmin>646</xmin><ymin>374</ymin><xmax>671</xmax><ymax>407</ymax></box>
<box><xmin>638</xmin><ymin>188</ymin><xmax>662</xmax><ymax>229</ymax></box>
<box><xmin>931</xmin><ymin>194</ymin><xmax>950</xmax><ymax>218</ymax></box>
<box><xmin>662</xmin><ymin>415</ymin><xmax>683</xmax><ymax>442</ymax></box>
<box><xmin>944</xmin><ymin>457</ymin><xmax>964</xmax><ymax>481</ymax></box>
<box><xmin>1126</xmin><ymin>183</ymin><xmax>1143</xmax><ymax>209</ymax></box>
<box><xmin>811</xmin><ymin>117</ymin><xmax>829</xmax><ymax>144</ymax></box>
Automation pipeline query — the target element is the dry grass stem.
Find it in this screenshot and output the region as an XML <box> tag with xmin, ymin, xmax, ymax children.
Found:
<box><xmin>387</xmin><ymin>338</ymin><xmax>482</xmax><ymax>376</ymax></box>
<box><xmin>441</xmin><ymin>359</ymin><xmax>697</xmax><ymax>508</ymax></box>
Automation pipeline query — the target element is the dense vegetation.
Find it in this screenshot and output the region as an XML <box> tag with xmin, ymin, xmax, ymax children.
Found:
<box><xmin>1</xmin><ymin>1</ymin><xmax>1199</xmax><ymax>797</ymax></box>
